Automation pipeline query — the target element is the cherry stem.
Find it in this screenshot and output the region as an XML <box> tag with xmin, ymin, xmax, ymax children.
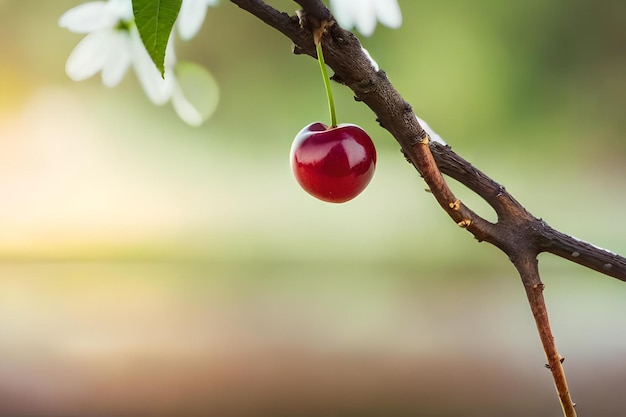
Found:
<box><xmin>316</xmin><ymin>41</ymin><xmax>337</xmax><ymax>128</ymax></box>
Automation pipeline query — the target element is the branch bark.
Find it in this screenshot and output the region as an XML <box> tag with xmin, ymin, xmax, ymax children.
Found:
<box><xmin>230</xmin><ymin>0</ymin><xmax>625</xmax><ymax>415</ymax></box>
<box><xmin>512</xmin><ymin>253</ymin><xmax>577</xmax><ymax>417</ymax></box>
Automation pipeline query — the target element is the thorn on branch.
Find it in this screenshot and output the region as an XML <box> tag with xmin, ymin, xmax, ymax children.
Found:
<box><xmin>545</xmin><ymin>357</ymin><xmax>566</xmax><ymax>369</ymax></box>
<box><xmin>401</xmin><ymin>148</ymin><xmax>412</xmax><ymax>164</ymax></box>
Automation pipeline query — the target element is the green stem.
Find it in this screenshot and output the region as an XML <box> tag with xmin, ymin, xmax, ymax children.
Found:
<box><xmin>316</xmin><ymin>42</ymin><xmax>337</xmax><ymax>127</ymax></box>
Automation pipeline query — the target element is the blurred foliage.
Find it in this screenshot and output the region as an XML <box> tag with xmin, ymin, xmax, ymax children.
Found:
<box><xmin>0</xmin><ymin>1</ymin><xmax>625</xmax><ymax>415</ymax></box>
<box><xmin>0</xmin><ymin>0</ymin><xmax>623</xmax><ymax>289</ymax></box>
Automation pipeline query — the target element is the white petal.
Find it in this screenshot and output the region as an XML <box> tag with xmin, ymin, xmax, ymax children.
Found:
<box><xmin>329</xmin><ymin>0</ymin><xmax>357</xmax><ymax>31</ymax></box>
<box><xmin>107</xmin><ymin>0</ymin><xmax>134</xmax><ymax>21</ymax></box>
<box><xmin>177</xmin><ymin>0</ymin><xmax>212</xmax><ymax>41</ymax></box>
<box><xmin>59</xmin><ymin>1</ymin><xmax>118</xmax><ymax>33</ymax></box>
<box><xmin>353</xmin><ymin>3</ymin><xmax>377</xmax><ymax>37</ymax></box>
<box><xmin>134</xmin><ymin>60</ymin><xmax>173</xmax><ymax>106</ymax></box>
<box><xmin>101</xmin><ymin>32</ymin><xmax>132</xmax><ymax>87</ymax></box>
<box><xmin>65</xmin><ymin>31</ymin><xmax>114</xmax><ymax>81</ymax></box>
<box><xmin>330</xmin><ymin>0</ymin><xmax>377</xmax><ymax>36</ymax></box>
<box><xmin>374</xmin><ymin>0</ymin><xmax>402</xmax><ymax>29</ymax></box>
<box><xmin>130</xmin><ymin>31</ymin><xmax>173</xmax><ymax>105</ymax></box>
<box><xmin>164</xmin><ymin>36</ymin><xmax>178</xmax><ymax>67</ymax></box>
<box><xmin>329</xmin><ymin>0</ymin><xmax>402</xmax><ymax>36</ymax></box>
<box><xmin>172</xmin><ymin>86</ymin><xmax>203</xmax><ymax>126</ymax></box>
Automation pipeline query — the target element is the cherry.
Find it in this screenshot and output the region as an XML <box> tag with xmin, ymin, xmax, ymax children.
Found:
<box><xmin>289</xmin><ymin>30</ymin><xmax>377</xmax><ymax>203</ymax></box>
<box><xmin>290</xmin><ymin>121</ymin><xmax>376</xmax><ymax>203</ymax></box>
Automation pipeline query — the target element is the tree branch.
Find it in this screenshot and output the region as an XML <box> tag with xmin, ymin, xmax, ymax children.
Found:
<box><xmin>230</xmin><ymin>0</ymin><xmax>626</xmax><ymax>283</ymax></box>
<box><xmin>229</xmin><ymin>0</ymin><xmax>624</xmax><ymax>415</ymax></box>
<box><xmin>512</xmin><ymin>253</ymin><xmax>577</xmax><ymax>417</ymax></box>
<box><xmin>430</xmin><ymin>143</ymin><xmax>626</xmax><ymax>281</ymax></box>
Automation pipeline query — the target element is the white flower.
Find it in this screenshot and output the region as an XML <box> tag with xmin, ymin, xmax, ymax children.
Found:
<box><xmin>177</xmin><ymin>0</ymin><xmax>219</xmax><ymax>41</ymax></box>
<box><xmin>59</xmin><ymin>0</ymin><xmax>135</xmax><ymax>87</ymax></box>
<box><xmin>59</xmin><ymin>0</ymin><xmax>218</xmax><ymax>126</ymax></box>
<box><xmin>329</xmin><ymin>0</ymin><xmax>402</xmax><ymax>36</ymax></box>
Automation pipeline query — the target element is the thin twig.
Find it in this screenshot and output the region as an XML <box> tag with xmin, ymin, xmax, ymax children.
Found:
<box><xmin>512</xmin><ymin>253</ymin><xmax>577</xmax><ymax>417</ymax></box>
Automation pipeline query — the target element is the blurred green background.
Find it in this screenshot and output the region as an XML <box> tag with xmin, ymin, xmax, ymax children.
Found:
<box><xmin>1</xmin><ymin>1</ymin><xmax>625</xmax><ymax>416</ymax></box>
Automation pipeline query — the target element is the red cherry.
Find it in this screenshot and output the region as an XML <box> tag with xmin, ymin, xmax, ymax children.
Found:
<box><xmin>290</xmin><ymin>122</ymin><xmax>377</xmax><ymax>203</ymax></box>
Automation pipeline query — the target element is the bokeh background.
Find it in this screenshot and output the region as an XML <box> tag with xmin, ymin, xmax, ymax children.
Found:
<box><xmin>1</xmin><ymin>1</ymin><xmax>625</xmax><ymax>416</ymax></box>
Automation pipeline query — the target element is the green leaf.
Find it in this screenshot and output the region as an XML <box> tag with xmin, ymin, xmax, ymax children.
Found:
<box><xmin>132</xmin><ymin>0</ymin><xmax>182</xmax><ymax>77</ymax></box>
